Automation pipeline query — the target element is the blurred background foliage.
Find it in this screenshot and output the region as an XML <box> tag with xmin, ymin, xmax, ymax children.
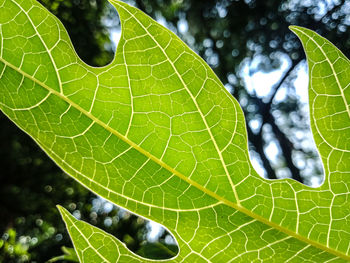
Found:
<box><xmin>0</xmin><ymin>0</ymin><xmax>349</xmax><ymax>261</ymax></box>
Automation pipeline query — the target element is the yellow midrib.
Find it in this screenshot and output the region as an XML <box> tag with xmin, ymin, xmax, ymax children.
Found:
<box><xmin>1</xmin><ymin>33</ymin><xmax>350</xmax><ymax>261</ymax></box>
<box><xmin>1</xmin><ymin>56</ymin><xmax>349</xmax><ymax>261</ymax></box>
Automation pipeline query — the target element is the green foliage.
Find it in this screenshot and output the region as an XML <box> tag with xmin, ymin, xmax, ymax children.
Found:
<box><xmin>0</xmin><ymin>228</ymin><xmax>30</xmax><ymax>262</ymax></box>
<box><xmin>47</xmin><ymin>246</ymin><xmax>79</xmax><ymax>262</ymax></box>
<box><xmin>0</xmin><ymin>0</ymin><xmax>349</xmax><ymax>262</ymax></box>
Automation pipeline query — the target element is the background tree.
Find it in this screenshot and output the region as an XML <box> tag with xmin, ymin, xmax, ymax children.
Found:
<box><xmin>0</xmin><ymin>0</ymin><xmax>349</xmax><ymax>261</ymax></box>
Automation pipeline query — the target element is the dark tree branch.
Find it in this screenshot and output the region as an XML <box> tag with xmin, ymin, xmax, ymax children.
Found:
<box><xmin>248</xmin><ymin>96</ymin><xmax>304</xmax><ymax>183</ymax></box>
<box><xmin>267</xmin><ymin>57</ymin><xmax>302</xmax><ymax>109</ymax></box>
<box><xmin>268</xmin><ymin>118</ymin><xmax>303</xmax><ymax>182</ymax></box>
<box><xmin>246</xmin><ymin>124</ymin><xmax>278</xmax><ymax>180</ymax></box>
<box><xmin>247</xmin><ymin>57</ymin><xmax>304</xmax><ymax>182</ymax></box>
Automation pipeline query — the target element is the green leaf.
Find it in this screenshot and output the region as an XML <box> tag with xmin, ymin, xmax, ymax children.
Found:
<box><xmin>46</xmin><ymin>246</ymin><xmax>79</xmax><ymax>262</ymax></box>
<box><xmin>136</xmin><ymin>242</ymin><xmax>178</xmax><ymax>260</ymax></box>
<box><xmin>57</xmin><ymin>206</ymin><xmax>147</xmax><ymax>262</ymax></box>
<box><xmin>0</xmin><ymin>0</ymin><xmax>349</xmax><ymax>261</ymax></box>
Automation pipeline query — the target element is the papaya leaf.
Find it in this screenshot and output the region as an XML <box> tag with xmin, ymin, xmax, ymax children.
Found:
<box><xmin>0</xmin><ymin>0</ymin><xmax>349</xmax><ymax>261</ymax></box>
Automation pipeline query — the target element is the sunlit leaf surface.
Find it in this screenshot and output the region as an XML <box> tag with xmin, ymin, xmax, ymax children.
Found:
<box><xmin>0</xmin><ymin>0</ymin><xmax>349</xmax><ymax>261</ymax></box>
